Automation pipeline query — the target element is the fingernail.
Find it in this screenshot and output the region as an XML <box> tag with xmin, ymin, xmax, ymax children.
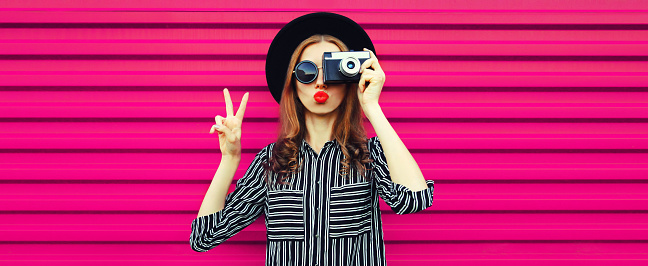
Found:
<box><xmin>215</xmin><ymin>125</ymin><xmax>220</xmax><ymax>129</ymax></box>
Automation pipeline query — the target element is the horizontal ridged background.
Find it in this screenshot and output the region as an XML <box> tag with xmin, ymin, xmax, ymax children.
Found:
<box><xmin>1</xmin><ymin>0</ymin><xmax>647</xmax><ymax>265</ymax></box>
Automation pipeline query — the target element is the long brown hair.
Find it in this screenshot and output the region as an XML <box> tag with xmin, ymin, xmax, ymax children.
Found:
<box><xmin>262</xmin><ymin>34</ymin><xmax>373</xmax><ymax>186</ymax></box>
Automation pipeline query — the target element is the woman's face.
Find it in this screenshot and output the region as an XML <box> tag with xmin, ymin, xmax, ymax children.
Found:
<box><xmin>295</xmin><ymin>41</ymin><xmax>346</xmax><ymax>116</ymax></box>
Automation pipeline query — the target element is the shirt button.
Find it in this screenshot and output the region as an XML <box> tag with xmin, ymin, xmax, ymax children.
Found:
<box><xmin>316</xmin><ymin>207</ymin><xmax>320</xmax><ymax>211</ymax></box>
<box><xmin>317</xmin><ymin>180</ymin><xmax>320</xmax><ymax>185</ymax></box>
<box><xmin>315</xmin><ymin>234</ymin><xmax>319</xmax><ymax>238</ymax></box>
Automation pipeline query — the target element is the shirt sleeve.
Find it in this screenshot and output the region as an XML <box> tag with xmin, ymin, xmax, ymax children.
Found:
<box><xmin>369</xmin><ymin>136</ymin><xmax>435</xmax><ymax>215</ymax></box>
<box><xmin>190</xmin><ymin>146</ymin><xmax>269</xmax><ymax>252</ymax></box>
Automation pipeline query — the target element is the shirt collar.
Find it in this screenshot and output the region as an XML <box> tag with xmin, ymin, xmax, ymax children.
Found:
<box><xmin>300</xmin><ymin>138</ymin><xmax>339</xmax><ymax>153</ymax></box>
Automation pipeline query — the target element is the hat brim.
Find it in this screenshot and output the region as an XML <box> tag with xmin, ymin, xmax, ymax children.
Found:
<box><xmin>265</xmin><ymin>12</ymin><xmax>376</xmax><ymax>104</ymax></box>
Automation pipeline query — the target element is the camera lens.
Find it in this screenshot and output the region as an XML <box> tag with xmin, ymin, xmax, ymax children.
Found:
<box><xmin>339</xmin><ymin>57</ymin><xmax>360</xmax><ymax>77</ymax></box>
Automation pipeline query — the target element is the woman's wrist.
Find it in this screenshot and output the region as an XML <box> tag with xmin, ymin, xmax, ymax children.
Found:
<box><xmin>221</xmin><ymin>154</ymin><xmax>241</xmax><ymax>164</ymax></box>
<box><xmin>363</xmin><ymin>102</ymin><xmax>383</xmax><ymax>120</ymax></box>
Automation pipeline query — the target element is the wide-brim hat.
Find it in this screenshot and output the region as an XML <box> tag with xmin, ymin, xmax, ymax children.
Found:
<box><xmin>265</xmin><ymin>12</ymin><xmax>376</xmax><ymax>104</ymax></box>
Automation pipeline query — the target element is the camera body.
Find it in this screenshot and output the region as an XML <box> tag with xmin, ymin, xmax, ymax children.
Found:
<box><xmin>322</xmin><ymin>51</ymin><xmax>371</xmax><ymax>83</ymax></box>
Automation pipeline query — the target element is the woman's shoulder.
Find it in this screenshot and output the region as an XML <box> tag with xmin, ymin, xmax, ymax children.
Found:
<box><xmin>367</xmin><ymin>135</ymin><xmax>380</xmax><ymax>148</ymax></box>
<box><xmin>258</xmin><ymin>142</ymin><xmax>274</xmax><ymax>154</ymax></box>
<box><xmin>366</xmin><ymin>135</ymin><xmax>386</xmax><ymax>156</ymax></box>
<box><xmin>254</xmin><ymin>141</ymin><xmax>278</xmax><ymax>160</ymax></box>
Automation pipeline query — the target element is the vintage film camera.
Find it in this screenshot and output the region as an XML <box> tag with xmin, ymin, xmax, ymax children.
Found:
<box><xmin>322</xmin><ymin>51</ymin><xmax>371</xmax><ymax>83</ymax></box>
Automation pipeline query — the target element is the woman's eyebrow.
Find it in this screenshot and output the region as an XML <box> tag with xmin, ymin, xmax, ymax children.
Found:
<box><xmin>306</xmin><ymin>60</ymin><xmax>322</xmax><ymax>66</ymax></box>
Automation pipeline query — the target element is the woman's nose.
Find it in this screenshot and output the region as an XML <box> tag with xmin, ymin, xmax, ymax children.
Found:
<box><xmin>315</xmin><ymin>67</ymin><xmax>327</xmax><ymax>89</ymax></box>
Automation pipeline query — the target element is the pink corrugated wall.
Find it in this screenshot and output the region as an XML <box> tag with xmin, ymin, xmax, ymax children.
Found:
<box><xmin>1</xmin><ymin>0</ymin><xmax>647</xmax><ymax>265</ymax></box>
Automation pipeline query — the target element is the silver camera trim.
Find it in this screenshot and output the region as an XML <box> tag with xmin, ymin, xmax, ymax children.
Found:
<box><xmin>339</xmin><ymin>57</ymin><xmax>361</xmax><ymax>77</ymax></box>
<box><xmin>327</xmin><ymin>51</ymin><xmax>370</xmax><ymax>59</ymax></box>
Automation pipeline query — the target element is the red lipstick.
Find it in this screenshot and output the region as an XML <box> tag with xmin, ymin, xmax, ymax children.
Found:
<box><xmin>314</xmin><ymin>90</ymin><xmax>329</xmax><ymax>103</ymax></box>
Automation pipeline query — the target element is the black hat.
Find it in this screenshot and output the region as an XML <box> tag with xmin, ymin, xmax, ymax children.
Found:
<box><xmin>265</xmin><ymin>12</ymin><xmax>376</xmax><ymax>104</ymax></box>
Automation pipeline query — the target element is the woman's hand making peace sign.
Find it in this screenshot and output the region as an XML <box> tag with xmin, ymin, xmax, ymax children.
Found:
<box><xmin>209</xmin><ymin>88</ymin><xmax>249</xmax><ymax>158</ymax></box>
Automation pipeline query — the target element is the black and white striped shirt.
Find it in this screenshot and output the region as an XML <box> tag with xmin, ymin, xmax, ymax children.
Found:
<box><xmin>190</xmin><ymin>136</ymin><xmax>435</xmax><ymax>265</ymax></box>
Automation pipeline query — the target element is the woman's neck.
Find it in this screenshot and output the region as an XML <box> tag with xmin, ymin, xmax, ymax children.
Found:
<box><xmin>303</xmin><ymin>109</ymin><xmax>338</xmax><ymax>151</ymax></box>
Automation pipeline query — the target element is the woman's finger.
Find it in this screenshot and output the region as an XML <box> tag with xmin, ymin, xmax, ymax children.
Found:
<box><xmin>209</xmin><ymin>124</ymin><xmax>219</xmax><ymax>134</ymax></box>
<box><xmin>223</xmin><ymin>88</ymin><xmax>234</xmax><ymax>117</ymax></box>
<box><xmin>217</xmin><ymin>123</ymin><xmax>234</xmax><ymax>141</ymax></box>
<box><xmin>358</xmin><ymin>73</ymin><xmax>370</xmax><ymax>93</ymax></box>
<box><xmin>362</xmin><ymin>68</ymin><xmax>376</xmax><ymax>75</ymax></box>
<box><xmin>235</xmin><ymin>92</ymin><xmax>249</xmax><ymax>122</ymax></box>
<box><xmin>215</xmin><ymin>115</ymin><xmax>225</xmax><ymax>127</ymax></box>
<box><xmin>359</xmin><ymin>57</ymin><xmax>375</xmax><ymax>74</ymax></box>
<box><xmin>363</xmin><ymin>48</ymin><xmax>382</xmax><ymax>72</ymax></box>
<box><xmin>213</xmin><ymin>115</ymin><xmax>225</xmax><ymax>134</ymax></box>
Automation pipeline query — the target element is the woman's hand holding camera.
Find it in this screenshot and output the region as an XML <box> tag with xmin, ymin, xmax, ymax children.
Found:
<box><xmin>209</xmin><ymin>88</ymin><xmax>249</xmax><ymax>158</ymax></box>
<box><xmin>357</xmin><ymin>48</ymin><xmax>385</xmax><ymax>111</ymax></box>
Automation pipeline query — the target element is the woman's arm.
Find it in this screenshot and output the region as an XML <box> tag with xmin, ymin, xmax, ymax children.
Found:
<box><xmin>197</xmin><ymin>155</ymin><xmax>241</xmax><ymax>218</ymax></box>
<box><xmin>199</xmin><ymin>89</ymin><xmax>248</xmax><ymax>217</ymax></box>
<box><xmin>365</xmin><ymin>105</ymin><xmax>429</xmax><ymax>192</ymax></box>
<box><xmin>357</xmin><ymin>48</ymin><xmax>428</xmax><ymax>192</ymax></box>
<box><xmin>191</xmin><ymin>148</ymin><xmax>268</xmax><ymax>252</ymax></box>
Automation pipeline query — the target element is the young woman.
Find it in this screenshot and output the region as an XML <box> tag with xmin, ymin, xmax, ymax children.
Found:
<box><xmin>190</xmin><ymin>12</ymin><xmax>435</xmax><ymax>266</ymax></box>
